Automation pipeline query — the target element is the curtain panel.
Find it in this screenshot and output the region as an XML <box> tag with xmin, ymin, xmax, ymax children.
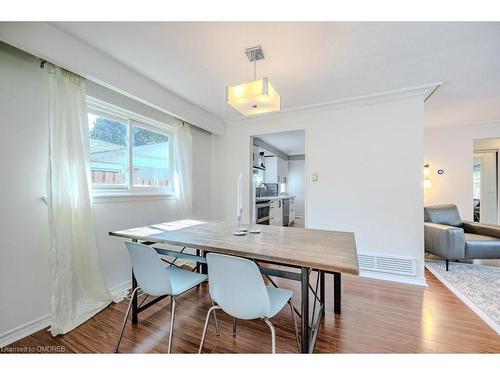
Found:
<box><xmin>173</xmin><ymin>121</ymin><xmax>193</xmax><ymax>219</ymax></box>
<box><xmin>47</xmin><ymin>66</ymin><xmax>124</xmax><ymax>336</ymax></box>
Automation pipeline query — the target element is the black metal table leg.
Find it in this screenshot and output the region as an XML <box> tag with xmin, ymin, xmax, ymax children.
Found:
<box><xmin>319</xmin><ymin>270</ymin><xmax>325</xmax><ymax>317</ymax></box>
<box><xmin>196</xmin><ymin>249</ymin><xmax>200</xmax><ymax>273</ymax></box>
<box><xmin>131</xmin><ymin>271</ymin><xmax>138</xmax><ymax>324</ymax></box>
<box><xmin>300</xmin><ymin>267</ymin><xmax>310</xmax><ymax>353</ymax></box>
<box><xmin>201</xmin><ymin>250</ymin><xmax>208</xmax><ymax>275</ymax></box>
<box><xmin>334</xmin><ymin>272</ymin><xmax>341</xmax><ymax>314</ymax></box>
<box><xmin>131</xmin><ymin>239</ymin><xmax>139</xmax><ymax>324</ymax></box>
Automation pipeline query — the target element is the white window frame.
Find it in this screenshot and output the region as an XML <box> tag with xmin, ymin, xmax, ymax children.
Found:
<box><xmin>87</xmin><ymin>96</ymin><xmax>175</xmax><ymax>198</ymax></box>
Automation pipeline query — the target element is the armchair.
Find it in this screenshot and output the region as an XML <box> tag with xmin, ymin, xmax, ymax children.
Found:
<box><xmin>424</xmin><ymin>204</ymin><xmax>500</xmax><ymax>270</ymax></box>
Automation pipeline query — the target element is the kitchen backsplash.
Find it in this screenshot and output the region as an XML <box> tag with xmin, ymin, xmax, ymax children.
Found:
<box><xmin>256</xmin><ymin>183</ymin><xmax>278</xmax><ymax>197</ymax></box>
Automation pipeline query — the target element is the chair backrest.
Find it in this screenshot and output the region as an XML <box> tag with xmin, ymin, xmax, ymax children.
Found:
<box><xmin>424</xmin><ymin>204</ymin><xmax>463</xmax><ymax>227</ymax></box>
<box><xmin>125</xmin><ymin>242</ymin><xmax>172</xmax><ymax>296</ymax></box>
<box><xmin>206</xmin><ymin>253</ymin><xmax>271</xmax><ymax>319</ymax></box>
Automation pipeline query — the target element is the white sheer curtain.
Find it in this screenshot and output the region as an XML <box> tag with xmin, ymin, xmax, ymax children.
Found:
<box><xmin>173</xmin><ymin>120</ymin><xmax>193</xmax><ymax>219</ymax></box>
<box><xmin>47</xmin><ymin>66</ymin><xmax>123</xmax><ymax>336</ymax></box>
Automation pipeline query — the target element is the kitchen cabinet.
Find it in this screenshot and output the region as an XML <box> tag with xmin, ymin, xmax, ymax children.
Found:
<box><xmin>264</xmin><ymin>157</ymin><xmax>277</xmax><ymax>182</ymax></box>
<box><xmin>264</xmin><ymin>156</ymin><xmax>288</xmax><ymax>183</ymax></box>
<box><xmin>280</xmin><ymin>158</ymin><xmax>288</xmax><ymax>183</ymax></box>
<box><xmin>289</xmin><ymin>197</ymin><xmax>296</xmax><ymax>224</ymax></box>
<box><xmin>269</xmin><ymin>199</ymin><xmax>283</xmax><ymax>226</ymax></box>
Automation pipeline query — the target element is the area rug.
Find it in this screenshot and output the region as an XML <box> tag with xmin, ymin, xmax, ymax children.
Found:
<box><xmin>425</xmin><ymin>260</ymin><xmax>500</xmax><ymax>334</ymax></box>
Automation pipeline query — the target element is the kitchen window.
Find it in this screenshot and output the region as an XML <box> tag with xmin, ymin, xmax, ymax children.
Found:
<box><xmin>87</xmin><ymin>97</ymin><xmax>174</xmax><ymax>196</ymax></box>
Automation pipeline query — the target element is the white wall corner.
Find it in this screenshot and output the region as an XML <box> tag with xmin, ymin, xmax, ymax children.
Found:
<box><xmin>0</xmin><ymin>22</ymin><xmax>225</xmax><ymax>135</ymax></box>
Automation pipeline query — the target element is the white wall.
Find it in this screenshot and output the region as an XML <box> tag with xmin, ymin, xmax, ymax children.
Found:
<box><xmin>0</xmin><ymin>42</ymin><xmax>214</xmax><ymax>345</ymax></box>
<box><xmin>474</xmin><ymin>138</ymin><xmax>500</xmax><ymax>150</ymax></box>
<box><xmin>424</xmin><ymin>121</ymin><xmax>500</xmax><ymax>220</ymax></box>
<box><xmin>287</xmin><ymin>159</ymin><xmax>305</xmax><ymax>217</ymax></box>
<box><xmin>212</xmin><ymin>94</ymin><xmax>426</xmax><ymax>283</ymax></box>
<box><xmin>0</xmin><ymin>22</ymin><xmax>225</xmax><ymax>135</ymax></box>
<box><xmin>0</xmin><ymin>42</ymin><xmax>51</xmax><ymax>345</ymax></box>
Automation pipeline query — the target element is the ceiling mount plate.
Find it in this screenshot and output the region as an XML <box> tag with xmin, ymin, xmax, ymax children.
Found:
<box><xmin>245</xmin><ymin>46</ymin><xmax>265</xmax><ymax>62</ymax></box>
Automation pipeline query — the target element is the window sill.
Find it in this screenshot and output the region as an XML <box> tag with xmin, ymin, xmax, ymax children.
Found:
<box><xmin>93</xmin><ymin>191</ymin><xmax>176</xmax><ymax>204</ymax></box>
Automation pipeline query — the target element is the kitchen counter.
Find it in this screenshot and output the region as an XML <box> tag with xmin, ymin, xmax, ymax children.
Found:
<box><xmin>256</xmin><ymin>195</ymin><xmax>296</xmax><ymax>202</ymax></box>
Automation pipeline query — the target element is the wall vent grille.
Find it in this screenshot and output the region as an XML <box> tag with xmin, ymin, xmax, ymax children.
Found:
<box><xmin>358</xmin><ymin>253</ymin><xmax>416</xmax><ymax>277</ymax></box>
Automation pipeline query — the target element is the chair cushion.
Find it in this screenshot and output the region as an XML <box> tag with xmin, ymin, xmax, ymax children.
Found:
<box><xmin>165</xmin><ymin>267</ymin><xmax>208</xmax><ymax>296</ymax></box>
<box><xmin>266</xmin><ymin>286</ymin><xmax>293</xmax><ymax>318</ymax></box>
<box><xmin>464</xmin><ymin>233</ymin><xmax>500</xmax><ymax>259</ymax></box>
<box><xmin>424</xmin><ymin>204</ymin><xmax>462</xmax><ymax>227</ymax></box>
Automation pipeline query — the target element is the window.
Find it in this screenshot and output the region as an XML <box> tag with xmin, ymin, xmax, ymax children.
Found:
<box><xmin>89</xmin><ymin>114</ymin><xmax>128</xmax><ymax>186</ymax></box>
<box><xmin>87</xmin><ymin>98</ymin><xmax>174</xmax><ymax>195</ymax></box>
<box><xmin>132</xmin><ymin>127</ymin><xmax>171</xmax><ymax>187</ymax></box>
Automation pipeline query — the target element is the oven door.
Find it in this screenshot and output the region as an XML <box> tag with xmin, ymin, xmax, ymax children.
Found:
<box><xmin>256</xmin><ymin>201</ymin><xmax>270</xmax><ymax>225</ymax></box>
<box><xmin>257</xmin><ymin>218</ymin><xmax>270</xmax><ymax>225</ymax></box>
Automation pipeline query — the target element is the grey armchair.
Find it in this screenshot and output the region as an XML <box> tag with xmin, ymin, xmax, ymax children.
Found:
<box><xmin>424</xmin><ymin>204</ymin><xmax>500</xmax><ymax>270</ymax></box>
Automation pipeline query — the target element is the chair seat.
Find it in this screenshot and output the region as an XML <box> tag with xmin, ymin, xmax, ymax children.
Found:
<box><xmin>266</xmin><ymin>286</ymin><xmax>293</xmax><ymax>318</ymax></box>
<box><xmin>164</xmin><ymin>266</ymin><xmax>208</xmax><ymax>296</ymax></box>
<box><xmin>464</xmin><ymin>233</ymin><xmax>500</xmax><ymax>259</ymax></box>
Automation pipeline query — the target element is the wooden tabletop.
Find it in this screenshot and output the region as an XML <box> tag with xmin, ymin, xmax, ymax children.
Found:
<box><xmin>109</xmin><ymin>220</ymin><xmax>359</xmax><ymax>275</ymax></box>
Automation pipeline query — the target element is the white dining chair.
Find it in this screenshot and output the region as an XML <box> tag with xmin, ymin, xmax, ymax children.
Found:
<box><xmin>115</xmin><ymin>241</ymin><xmax>212</xmax><ymax>353</ymax></box>
<box><xmin>198</xmin><ymin>253</ymin><xmax>299</xmax><ymax>354</ymax></box>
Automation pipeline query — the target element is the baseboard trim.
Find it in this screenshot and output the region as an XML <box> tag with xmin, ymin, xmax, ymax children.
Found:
<box><xmin>0</xmin><ymin>314</ymin><xmax>52</xmax><ymax>348</ymax></box>
<box><xmin>360</xmin><ymin>269</ymin><xmax>428</xmax><ymax>287</ymax></box>
<box><xmin>0</xmin><ymin>280</ymin><xmax>132</xmax><ymax>349</ymax></box>
<box><xmin>110</xmin><ymin>279</ymin><xmax>131</xmax><ymax>298</ymax></box>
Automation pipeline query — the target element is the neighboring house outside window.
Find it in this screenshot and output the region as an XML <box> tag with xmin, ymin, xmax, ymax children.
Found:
<box><xmin>87</xmin><ymin>97</ymin><xmax>174</xmax><ymax>196</ymax></box>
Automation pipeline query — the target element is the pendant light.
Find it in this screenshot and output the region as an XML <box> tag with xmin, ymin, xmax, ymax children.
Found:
<box><xmin>225</xmin><ymin>46</ymin><xmax>281</xmax><ymax>116</ymax></box>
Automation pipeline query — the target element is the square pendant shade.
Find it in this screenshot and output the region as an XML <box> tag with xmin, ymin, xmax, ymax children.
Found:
<box><xmin>225</xmin><ymin>77</ymin><xmax>281</xmax><ymax>116</ymax></box>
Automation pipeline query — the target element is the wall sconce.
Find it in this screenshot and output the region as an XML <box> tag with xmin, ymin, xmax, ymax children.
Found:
<box><xmin>423</xmin><ymin>164</ymin><xmax>431</xmax><ymax>189</ymax></box>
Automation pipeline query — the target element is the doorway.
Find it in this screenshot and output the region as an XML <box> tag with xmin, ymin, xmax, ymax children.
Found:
<box><xmin>473</xmin><ymin>138</ymin><xmax>500</xmax><ymax>224</ymax></box>
<box><xmin>249</xmin><ymin>130</ymin><xmax>306</xmax><ymax>228</ymax></box>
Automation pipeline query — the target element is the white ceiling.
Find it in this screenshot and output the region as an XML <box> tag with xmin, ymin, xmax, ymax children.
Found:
<box><xmin>258</xmin><ymin>130</ymin><xmax>305</xmax><ymax>156</ymax></box>
<box><xmin>53</xmin><ymin>22</ymin><xmax>500</xmax><ymax>127</ymax></box>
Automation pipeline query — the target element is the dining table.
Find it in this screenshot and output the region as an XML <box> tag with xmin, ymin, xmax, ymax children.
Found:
<box><xmin>109</xmin><ymin>219</ymin><xmax>359</xmax><ymax>353</ymax></box>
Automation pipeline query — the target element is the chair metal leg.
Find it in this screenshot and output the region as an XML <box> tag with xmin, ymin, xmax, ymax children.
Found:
<box><xmin>263</xmin><ymin>318</ymin><xmax>276</xmax><ymax>354</ymax></box>
<box><xmin>211</xmin><ymin>300</ymin><xmax>220</xmax><ymax>336</ymax></box>
<box><xmin>232</xmin><ymin>318</ymin><xmax>237</xmax><ymax>337</ymax></box>
<box><xmin>114</xmin><ymin>287</ymin><xmax>140</xmax><ymax>353</ymax></box>
<box><xmin>199</xmin><ymin>305</ymin><xmax>221</xmax><ymax>354</ymax></box>
<box><xmin>446</xmin><ymin>259</ymin><xmax>449</xmax><ymax>271</ymax></box>
<box><xmin>288</xmin><ymin>301</ymin><xmax>300</xmax><ymax>353</ymax></box>
<box><xmin>167</xmin><ymin>296</ymin><xmax>176</xmax><ymax>354</ymax></box>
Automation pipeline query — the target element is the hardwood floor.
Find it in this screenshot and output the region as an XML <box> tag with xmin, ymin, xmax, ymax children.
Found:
<box><xmin>289</xmin><ymin>217</ymin><xmax>305</xmax><ymax>228</ymax></box>
<box><xmin>4</xmin><ymin>270</ymin><xmax>500</xmax><ymax>353</ymax></box>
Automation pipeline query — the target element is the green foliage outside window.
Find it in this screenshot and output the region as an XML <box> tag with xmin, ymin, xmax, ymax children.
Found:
<box><xmin>90</xmin><ymin>117</ymin><xmax>168</xmax><ymax>146</ymax></box>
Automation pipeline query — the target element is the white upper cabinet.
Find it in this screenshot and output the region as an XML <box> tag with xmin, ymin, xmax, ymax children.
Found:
<box><xmin>264</xmin><ymin>156</ymin><xmax>288</xmax><ymax>183</ymax></box>
<box><xmin>278</xmin><ymin>157</ymin><xmax>288</xmax><ymax>184</ymax></box>
<box><xmin>264</xmin><ymin>156</ymin><xmax>277</xmax><ymax>182</ymax></box>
